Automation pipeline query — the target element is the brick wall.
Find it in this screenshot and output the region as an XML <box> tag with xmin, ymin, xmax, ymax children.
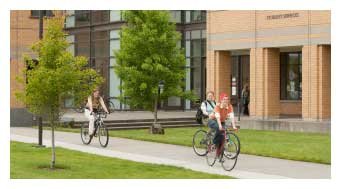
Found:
<box><xmin>249</xmin><ymin>48</ymin><xmax>280</xmax><ymax>118</ymax></box>
<box><xmin>280</xmin><ymin>101</ymin><xmax>302</xmax><ymax>115</ymax></box>
<box><xmin>10</xmin><ymin>10</ymin><xmax>64</xmax><ymax>109</ymax></box>
<box><xmin>302</xmin><ymin>45</ymin><xmax>331</xmax><ymax>120</ymax></box>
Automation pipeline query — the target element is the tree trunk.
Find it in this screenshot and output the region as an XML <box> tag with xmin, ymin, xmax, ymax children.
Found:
<box><xmin>50</xmin><ymin>117</ymin><xmax>56</xmax><ymax>169</ymax></box>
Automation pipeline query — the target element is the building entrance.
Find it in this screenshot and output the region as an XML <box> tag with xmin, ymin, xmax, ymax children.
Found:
<box><xmin>230</xmin><ymin>55</ymin><xmax>250</xmax><ymax>116</ymax></box>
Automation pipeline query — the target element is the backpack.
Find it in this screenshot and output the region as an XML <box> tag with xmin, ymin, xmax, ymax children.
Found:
<box><xmin>195</xmin><ymin>101</ymin><xmax>215</xmax><ymax>124</ymax></box>
<box><xmin>196</xmin><ymin>106</ymin><xmax>204</xmax><ymax>124</ymax></box>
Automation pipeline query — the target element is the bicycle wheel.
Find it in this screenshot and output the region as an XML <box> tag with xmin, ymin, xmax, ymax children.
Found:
<box><xmin>205</xmin><ymin>134</ymin><xmax>217</xmax><ymax>166</ymax></box>
<box><xmin>221</xmin><ymin>140</ymin><xmax>238</xmax><ymax>171</ymax></box>
<box><xmin>192</xmin><ymin>130</ymin><xmax>209</xmax><ymax>156</ymax></box>
<box><xmin>226</xmin><ymin>132</ymin><xmax>240</xmax><ymax>159</ymax></box>
<box><xmin>81</xmin><ymin>123</ymin><xmax>92</xmax><ymax>145</ymax></box>
<box><xmin>98</xmin><ymin>124</ymin><xmax>109</xmax><ymax>147</ymax></box>
<box><xmin>108</xmin><ymin>101</ymin><xmax>115</xmax><ymax>113</ymax></box>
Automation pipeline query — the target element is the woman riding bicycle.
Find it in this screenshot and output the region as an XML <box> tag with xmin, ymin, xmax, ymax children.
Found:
<box><xmin>208</xmin><ymin>93</ymin><xmax>237</xmax><ymax>156</ymax></box>
<box><xmin>84</xmin><ymin>88</ymin><xmax>109</xmax><ymax>137</ymax></box>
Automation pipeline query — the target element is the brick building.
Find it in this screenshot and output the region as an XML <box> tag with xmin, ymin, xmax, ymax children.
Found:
<box><xmin>10</xmin><ymin>10</ymin><xmax>64</xmax><ymax>126</ymax></box>
<box><xmin>207</xmin><ymin>10</ymin><xmax>331</xmax><ymax>121</ymax></box>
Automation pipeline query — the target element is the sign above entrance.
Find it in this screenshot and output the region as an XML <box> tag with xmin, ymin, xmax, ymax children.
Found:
<box><xmin>266</xmin><ymin>13</ymin><xmax>299</xmax><ymax>20</ymax></box>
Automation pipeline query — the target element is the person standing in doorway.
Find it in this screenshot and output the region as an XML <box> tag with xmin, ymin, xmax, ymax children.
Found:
<box><xmin>241</xmin><ymin>84</ymin><xmax>250</xmax><ymax>116</ymax></box>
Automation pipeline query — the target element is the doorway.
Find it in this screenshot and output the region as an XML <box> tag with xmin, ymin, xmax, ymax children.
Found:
<box><xmin>230</xmin><ymin>55</ymin><xmax>250</xmax><ymax>116</ymax></box>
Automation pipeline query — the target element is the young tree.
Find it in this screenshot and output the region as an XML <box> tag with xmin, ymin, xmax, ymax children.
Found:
<box><xmin>16</xmin><ymin>17</ymin><xmax>103</xmax><ymax>169</ymax></box>
<box><xmin>115</xmin><ymin>11</ymin><xmax>196</xmax><ymax>133</ymax></box>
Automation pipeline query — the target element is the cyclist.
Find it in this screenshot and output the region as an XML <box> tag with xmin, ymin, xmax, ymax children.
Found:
<box><xmin>200</xmin><ymin>91</ymin><xmax>216</xmax><ymax>126</ymax></box>
<box><xmin>208</xmin><ymin>93</ymin><xmax>238</xmax><ymax>157</ymax></box>
<box><xmin>84</xmin><ymin>88</ymin><xmax>109</xmax><ymax>137</ymax></box>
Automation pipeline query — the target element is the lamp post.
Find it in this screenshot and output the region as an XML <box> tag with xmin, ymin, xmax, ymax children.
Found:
<box><xmin>36</xmin><ymin>10</ymin><xmax>45</xmax><ymax>147</ymax></box>
<box><xmin>150</xmin><ymin>80</ymin><xmax>165</xmax><ymax>134</ymax></box>
<box><xmin>158</xmin><ymin>80</ymin><xmax>164</xmax><ymax>109</ymax></box>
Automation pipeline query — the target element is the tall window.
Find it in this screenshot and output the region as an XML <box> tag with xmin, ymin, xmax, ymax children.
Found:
<box><xmin>280</xmin><ymin>52</ymin><xmax>302</xmax><ymax>100</ymax></box>
<box><xmin>109</xmin><ymin>30</ymin><xmax>123</xmax><ymax>109</ymax></box>
<box><xmin>185</xmin><ymin>29</ymin><xmax>206</xmax><ymax>109</ymax></box>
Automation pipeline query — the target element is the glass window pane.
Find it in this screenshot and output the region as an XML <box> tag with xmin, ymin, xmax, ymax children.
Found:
<box><xmin>192</xmin><ymin>11</ymin><xmax>201</xmax><ymax>23</ymax></box>
<box><xmin>202</xmin><ymin>30</ymin><xmax>206</xmax><ymax>39</ymax></box>
<box><xmin>65</xmin><ymin>15</ymin><xmax>75</xmax><ymax>28</ymax></box>
<box><xmin>186</xmin><ymin>41</ymin><xmax>191</xmax><ymax>57</ymax></box>
<box><xmin>191</xmin><ymin>66</ymin><xmax>201</xmax><ymax>98</ymax></box>
<box><xmin>280</xmin><ymin>52</ymin><xmax>302</xmax><ymax>100</ymax></box>
<box><xmin>75</xmin><ymin>31</ymin><xmax>90</xmax><ymax>57</ymax></box>
<box><xmin>91</xmin><ymin>31</ymin><xmax>109</xmax><ymax>58</ymax></box>
<box><xmin>202</xmin><ymin>39</ymin><xmax>206</xmax><ymax>57</ymax></box>
<box><xmin>191</xmin><ymin>57</ymin><xmax>201</xmax><ymax>67</ymax></box>
<box><xmin>75</xmin><ymin>11</ymin><xmax>90</xmax><ymax>27</ymax></box>
<box><xmin>66</xmin><ymin>35</ymin><xmax>75</xmax><ymax>43</ymax></box>
<box><xmin>191</xmin><ymin>30</ymin><xmax>201</xmax><ymax>39</ymax></box>
<box><xmin>110</xmin><ymin>40</ymin><xmax>120</xmax><ymax>56</ymax></box>
<box><xmin>110</xmin><ymin>10</ymin><xmax>121</xmax><ymax>22</ymax></box>
<box><xmin>92</xmin><ymin>11</ymin><xmax>110</xmax><ymax>25</ymax></box>
<box><xmin>170</xmin><ymin>11</ymin><xmax>182</xmax><ymax>23</ymax></box>
<box><xmin>185</xmin><ymin>11</ymin><xmax>191</xmax><ymax>23</ymax></box>
<box><xmin>110</xmin><ymin>67</ymin><xmax>121</xmax><ymax>96</ymax></box>
<box><xmin>110</xmin><ymin>58</ymin><xmax>117</xmax><ymax>67</ymax></box>
<box><xmin>201</xmin><ymin>11</ymin><xmax>206</xmax><ymax>22</ymax></box>
<box><xmin>191</xmin><ymin>39</ymin><xmax>201</xmax><ymax>57</ymax></box>
<box><xmin>186</xmin><ymin>58</ymin><xmax>190</xmax><ymax>67</ymax></box>
<box><xmin>110</xmin><ymin>30</ymin><xmax>120</xmax><ymax>39</ymax></box>
<box><xmin>185</xmin><ymin>31</ymin><xmax>190</xmax><ymax>40</ymax></box>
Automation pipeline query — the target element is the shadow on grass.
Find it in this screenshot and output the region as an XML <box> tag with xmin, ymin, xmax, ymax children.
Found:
<box><xmin>36</xmin><ymin>164</ymin><xmax>70</xmax><ymax>171</ymax></box>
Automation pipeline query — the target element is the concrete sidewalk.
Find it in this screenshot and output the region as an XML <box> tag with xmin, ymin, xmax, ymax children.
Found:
<box><xmin>62</xmin><ymin>110</ymin><xmax>198</xmax><ymax>122</ymax></box>
<box><xmin>10</xmin><ymin>127</ymin><xmax>330</xmax><ymax>179</ymax></box>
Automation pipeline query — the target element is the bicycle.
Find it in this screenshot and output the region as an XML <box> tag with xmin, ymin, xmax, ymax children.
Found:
<box><xmin>106</xmin><ymin>97</ymin><xmax>117</xmax><ymax>113</ymax></box>
<box><xmin>206</xmin><ymin>127</ymin><xmax>240</xmax><ymax>171</ymax></box>
<box><xmin>80</xmin><ymin>111</ymin><xmax>109</xmax><ymax>147</ymax></box>
<box><xmin>193</xmin><ymin>123</ymin><xmax>240</xmax><ymax>156</ymax></box>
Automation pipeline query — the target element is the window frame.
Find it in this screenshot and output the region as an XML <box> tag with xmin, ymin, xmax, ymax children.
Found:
<box><xmin>280</xmin><ymin>51</ymin><xmax>302</xmax><ymax>101</ymax></box>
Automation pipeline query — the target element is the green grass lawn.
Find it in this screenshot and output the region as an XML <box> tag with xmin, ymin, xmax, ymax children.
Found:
<box><xmin>11</xmin><ymin>141</ymin><xmax>231</xmax><ymax>179</ymax></box>
<box><xmin>38</xmin><ymin>126</ymin><xmax>331</xmax><ymax>164</ymax></box>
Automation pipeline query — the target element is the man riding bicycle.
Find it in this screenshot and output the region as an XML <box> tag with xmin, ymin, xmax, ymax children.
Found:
<box><xmin>200</xmin><ymin>91</ymin><xmax>216</xmax><ymax>126</ymax></box>
<box><xmin>84</xmin><ymin>88</ymin><xmax>109</xmax><ymax>137</ymax></box>
<box><xmin>207</xmin><ymin>93</ymin><xmax>238</xmax><ymax>157</ymax></box>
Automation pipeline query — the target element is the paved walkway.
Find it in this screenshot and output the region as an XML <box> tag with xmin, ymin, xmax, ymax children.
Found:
<box><xmin>10</xmin><ymin>127</ymin><xmax>330</xmax><ymax>179</ymax></box>
<box><xmin>62</xmin><ymin>110</ymin><xmax>198</xmax><ymax>122</ymax></box>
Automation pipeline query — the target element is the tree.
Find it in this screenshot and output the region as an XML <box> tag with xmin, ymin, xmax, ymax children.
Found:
<box><xmin>115</xmin><ymin>11</ymin><xmax>196</xmax><ymax>133</ymax></box>
<box><xmin>16</xmin><ymin>17</ymin><xmax>103</xmax><ymax>169</ymax></box>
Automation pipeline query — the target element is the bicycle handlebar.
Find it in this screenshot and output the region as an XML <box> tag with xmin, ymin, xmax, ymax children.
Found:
<box><xmin>90</xmin><ymin>111</ymin><xmax>108</xmax><ymax>118</ymax></box>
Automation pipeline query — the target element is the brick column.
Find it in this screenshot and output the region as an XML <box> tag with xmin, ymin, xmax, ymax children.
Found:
<box><xmin>206</xmin><ymin>50</ymin><xmax>231</xmax><ymax>100</ymax></box>
<box><xmin>250</xmin><ymin>48</ymin><xmax>280</xmax><ymax>118</ymax></box>
<box><xmin>302</xmin><ymin>45</ymin><xmax>331</xmax><ymax>120</ymax></box>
